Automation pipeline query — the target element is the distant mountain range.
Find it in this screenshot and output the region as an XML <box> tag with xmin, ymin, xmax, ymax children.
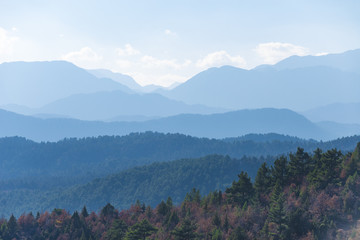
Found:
<box><xmin>302</xmin><ymin>102</ymin><xmax>360</xmax><ymax>125</ymax></box>
<box><xmin>88</xmin><ymin>69</ymin><xmax>169</xmax><ymax>92</ymax></box>
<box><xmin>1</xmin><ymin>49</ymin><xmax>360</xmax><ymax>137</ymax></box>
<box><xmin>0</xmin><ymin>61</ymin><xmax>132</xmax><ymax>107</ymax></box>
<box><xmin>161</xmin><ymin>52</ymin><xmax>360</xmax><ymax>110</ymax></box>
<box><xmin>8</xmin><ymin>90</ymin><xmax>223</xmax><ymax>121</ymax></box>
<box><xmin>1</xmin><ymin>108</ymin><xmax>360</xmax><ymax>142</ymax></box>
<box><xmin>262</xmin><ymin>48</ymin><xmax>360</xmax><ymax>74</ymax></box>
<box><xmin>0</xmin><ymin>49</ymin><xmax>360</xmax><ymax>123</ymax></box>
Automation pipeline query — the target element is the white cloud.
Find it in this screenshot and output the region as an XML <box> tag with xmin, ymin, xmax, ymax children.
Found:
<box><xmin>62</xmin><ymin>47</ymin><xmax>102</xmax><ymax>62</ymax></box>
<box><xmin>255</xmin><ymin>42</ymin><xmax>310</xmax><ymax>64</ymax></box>
<box><xmin>127</xmin><ymin>71</ymin><xmax>188</xmax><ymax>87</ymax></box>
<box><xmin>141</xmin><ymin>55</ymin><xmax>191</xmax><ymax>69</ymax></box>
<box><xmin>116</xmin><ymin>44</ymin><xmax>140</xmax><ymax>56</ymax></box>
<box><xmin>164</xmin><ymin>29</ymin><xmax>176</xmax><ymax>36</ymax></box>
<box><xmin>314</xmin><ymin>52</ymin><xmax>329</xmax><ymax>56</ymax></box>
<box><xmin>62</xmin><ymin>47</ymin><xmax>102</xmax><ymax>68</ymax></box>
<box><xmin>116</xmin><ymin>59</ymin><xmax>133</xmax><ymax>69</ymax></box>
<box><xmin>196</xmin><ymin>51</ymin><xmax>247</xmax><ymax>68</ymax></box>
<box><xmin>0</xmin><ymin>27</ymin><xmax>19</xmax><ymax>55</ymax></box>
<box><xmin>157</xmin><ymin>74</ymin><xmax>187</xmax><ymax>86</ymax></box>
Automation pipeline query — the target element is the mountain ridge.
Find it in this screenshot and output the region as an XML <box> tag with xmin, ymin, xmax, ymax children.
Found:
<box><xmin>0</xmin><ymin>60</ymin><xmax>132</xmax><ymax>107</ymax></box>
<box><xmin>1</xmin><ymin>107</ymin><xmax>359</xmax><ymax>142</ymax></box>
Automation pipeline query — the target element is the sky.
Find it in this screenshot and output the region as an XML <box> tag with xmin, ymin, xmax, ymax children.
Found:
<box><xmin>0</xmin><ymin>0</ymin><xmax>359</xmax><ymax>87</ymax></box>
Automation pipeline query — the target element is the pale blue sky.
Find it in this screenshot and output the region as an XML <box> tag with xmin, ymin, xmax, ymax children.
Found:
<box><xmin>0</xmin><ymin>0</ymin><xmax>359</xmax><ymax>86</ymax></box>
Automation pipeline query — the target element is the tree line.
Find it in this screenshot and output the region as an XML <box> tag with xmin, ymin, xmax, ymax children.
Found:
<box><xmin>1</xmin><ymin>143</ymin><xmax>360</xmax><ymax>239</ymax></box>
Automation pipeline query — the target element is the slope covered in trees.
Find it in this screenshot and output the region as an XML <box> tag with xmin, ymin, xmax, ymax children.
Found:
<box><xmin>0</xmin><ymin>155</ymin><xmax>271</xmax><ymax>217</ymax></box>
<box><xmin>0</xmin><ymin>132</ymin><xmax>359</xmax><ymax>181</ymax></box>
<box><xmin>1</xmin><ymin>144</ymin><xmax>360</xmax><ymax>239</ymax></box>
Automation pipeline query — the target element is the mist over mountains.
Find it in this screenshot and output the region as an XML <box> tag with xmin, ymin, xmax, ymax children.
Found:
<box><xmin>1</xmin><ymin>108</ymin><xmax>360</xmax><ymax>142</ymax></box>
<box><xmin>303</xmin><ymin>102</ymin><xmax>360</xmax><ymax>124</ymax></box>
<box><xmin>162</xmin><ymin>64</ymin><xmax>360</xmax><ymax>111</ymax></box>
<box><xmin>28</xmin><ymin>91</ymin><xmax>223</xmax><ymax>121</ymax></box>
<box><xmin>1</xmin><ymin>49</ymin><xmax>359</xmax><ymax>141</ymax></box>
<box><xmin>265</xmin><ymin>48</ymin><xmax>360</xmax><ymax>74</ymax></box>
<box><xmin>0</xmin><ymin>61</ymin><xmax>132</xmax><ymax>108</ymax></box>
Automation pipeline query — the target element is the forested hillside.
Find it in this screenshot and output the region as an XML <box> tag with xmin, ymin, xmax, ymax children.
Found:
<box><xmin>0</xmin><ymin>155</ymin><xmax>271</xmax><ymax>217</ymax></box>
<box><xmin>1</xmin><ymin>132</ymin><xmax>359</xmax><ymax>181</ymax></box>
<box><xmin>1</xmin><ymin>144</ymin><xmax>360</xmax><ymax>239</ymax></box>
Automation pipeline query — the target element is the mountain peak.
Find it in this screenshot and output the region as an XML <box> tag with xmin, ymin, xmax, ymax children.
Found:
<box><xmin>0</xmin><ymin>61</ymin><xmax>131</xmax><ymax>108</ymax></box>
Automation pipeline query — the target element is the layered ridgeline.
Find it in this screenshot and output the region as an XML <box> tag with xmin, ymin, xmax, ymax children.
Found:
<box><xmin>1</xmin><ymin>108</ymin><xmax>360</xmax><ymax>142</ymax></box>
<box><xmin>0</xmin><ymin>61</ymin><xmax>222</xmax><ymax>121</ymax></box>
<box><xmin>0</xmin><ymin>132</ymin><xmax>359</xmax><ymax>181</ymax></box>
<box><xmin>0</xmin><ymin>132</ymin><xmax>359</xmax><ymax>217</ymax></box>
<box><xmin>1</xmin><ymin>49</ymin><xmax>360</xmax><ymax>124</ymax></box>
<box><xmin>0</xmin><ymin>61</ymin><xmax>133</xmax><ymax>108</ymax></box>
<box><xmin>0</xmin><ymin>154</ymin><xmax>270</xmax><ymax>217</ymax></box>
<box><xmin>161</xmin><ymin>49</ymin><xmax>360</xmax><ymax>112</ymax></box>
<box><xmin>1</xmin><ymin>144</ymin><xmax>360</xmax><ymax>240</ymax></box>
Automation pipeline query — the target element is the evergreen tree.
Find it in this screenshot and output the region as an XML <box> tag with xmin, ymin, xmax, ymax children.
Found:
<box><xmin>254</xmin><ymin>162</ymin><xmax>272</xmax><ymax>204</ymax></box>
<box><xmin>271</xmin><ymin>156</ymin><xmax>288</xmax><ymax>187</ymax></box>
<box><xmin>145</xmin><ymin>205</ymin><xmax>153</xmax><ymax>219</ymax></box>
<box><xmin>101</xmin><ymin>203</ymin><xmax>116</xmax><ymax>219</ymax></box>
<box><xmin>166</xmin><ymin>196</ymin><xmax>173</xmax><ymax>209</ymax></box>
<box><xmin>310</xmin><ymin>149</ymin><xmax>343</xmax><ymax>189</ymax></box>
<box><xmin>172</xmin><ymin>217</ymin><xmax>198</xmax><ymax>240</ymax></box>
<box><xmin>1</xmin><ymin>221</ymin><xmax>8</xmax><ymax>240</ymax></box>
<box><xmin>106</xmin><ymin>219</ymin><xmax>128</xmax><ymax>240</ymax></box>
<box><xmin>167</xmin><ymin>210</ymin><xmax>180</xmax><ymax>229</ymax></box>
<box><xmin>343</xmin><ymin>143</ymin><xmax>360</xmax><ymax>177</ymax></box>
<box><xmin>125</xmin><ymin>219</ymin><xmax>157</xmax><ymax>240</ymax></box>
<box><xmin>69</xmin><ymin>211</ymin><xmax>84</xmax><ymax>239</ymax></box>
<box><xmin>226</xmin><ymin>171</ymin><xmax>254</xmax><ymax>205</ymax></box>
<box><xmin>81</xmin><ymin>206</ymin><xmax>89</xmax><ymax>218</ymax></box>
<box><xmin>288</xmin><ymin>148</ymin><xmax>310</xmax><ymax>185</ymax></box>
<box><xmin>312</xmin><ymin>148</ymin><xmax>323</xmax><ymax>168</ymax></box>
<box><xmin>8</xmin><ymin>214</ymin><xmax>18</xmax><ymax>239</ymax></box>
<box><xmin>184</xmin><ymin>188</ymin><xmax>201</xmax><ymax>203</ymax></box>
<box><xmin>157</xmin><ymin>200</ymin><xmax>168</xmax><ymax>216</ymax></box>
<box><xmin>267</xmin><ymin>181</ymin><xmax>288</xmax><ymax>240</ymax></box>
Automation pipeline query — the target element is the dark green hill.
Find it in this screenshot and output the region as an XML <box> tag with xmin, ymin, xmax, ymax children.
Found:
<box><xmin>0</xmin><ymin>154</ymin><xmax>270</xmax><ymax>217</ymax></box>
<box><xmin>1</xmin><ymin>132</ymin><xmax>359</xmax><ymax>182</ymax></box>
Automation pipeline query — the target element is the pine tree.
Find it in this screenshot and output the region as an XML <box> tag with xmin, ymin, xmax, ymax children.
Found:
<box><xmin>166</xmin><ymin>196</ymin><xmax>173</xmax><ymax>209</ymax></box>
<box><xmin>267</xmin><ymin>181</ymin><xmax>288</xmax><ymax>240</ymax></box>
<box><xmin>81</xmin><ymin>206</ymin><xmax>89</xmax><ymax>218</ymax></box>
<box><xmin>226</xmin><ymin>171</ymin><xmax>254</xmax><ymax>205</ymax></box>
<box><xmin>254</xmin><ymin>162</ymin><xmax>272</xmax><ymax>204</ymax></box>
<box><xmin>125</xmin><ymin>219</ymin><xmax>157</xmax><ymax>240</ymax></box>
<box><xmin>167</xmin><ymin>211</ymin><xmax>180</xmax><ymax>229</ymax></box>
<box><xmin>271</xmin><ymin>156</ymin><xmax>288</xmax><ymax>187</ymax></box>
<box><xmin>106</xmin><ymin>219</ymin><xmax>128</xmax><ymax>240</ymax></box>
<box><xmin>157</xmin><ymin>200</ymin><xmax>168</xmax><ymax>216</ymax></box>
<box><xmin>288</xmin><ymin>148</ymin><xmax>309</xmax><ymax>185</ymax></box>
<box><xmin>172</xmin><ymin>217</ymin><xmax>198</xmax><ymax>240</ymax></box>
<box><xmin>311</xmin><ymin>149</ymin><xmax>343</xmax><ymax>189</ymax></box>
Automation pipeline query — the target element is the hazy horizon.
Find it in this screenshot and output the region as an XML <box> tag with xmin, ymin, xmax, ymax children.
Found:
<box><xmin>1</xmin><ymin>0</ymin><xmax>359</xmax><ymax>86</ymax></box>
